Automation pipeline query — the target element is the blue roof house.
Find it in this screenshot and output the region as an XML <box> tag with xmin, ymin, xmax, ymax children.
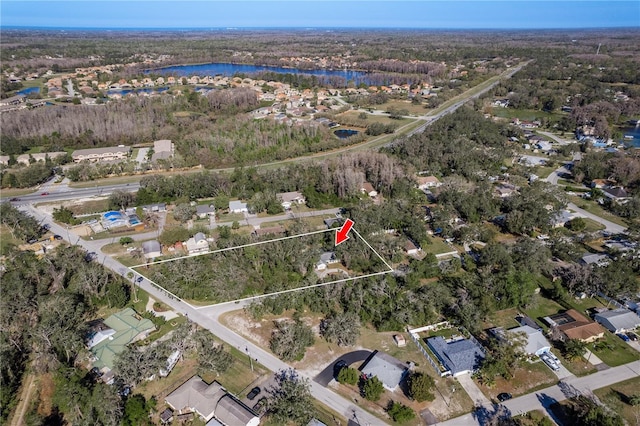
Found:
<box><xmin>426</xmin><ymin>336</ymin><xmax>485</xmax><ymax>376</ymax></box>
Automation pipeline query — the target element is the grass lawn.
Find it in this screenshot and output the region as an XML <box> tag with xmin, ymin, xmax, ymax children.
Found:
<box><xmin>219</xmin><ymin>212</ymin><xmax>246</xmax><ymax>223</ymax></box>
<box><xmin>484</xmin><ymin>308</ymin><xmax>522</xmax><ymax>330</ymax></box>
<box><xmin>423</xmin><ymin>237</ymin><xmax>456</xmax><ymax>256</ymax></box>
<box><xmin>478</xmin><ymin>359</ymin><xmax>558</xmax><ymax>400</ymax></box>
<box><xmin>65</xmin><ymin>198</ymin><xmax>110</xmax><ymax>215</ymax></box>
<box><xmin>369</xmin><ymin>99</ymin><xmax>430</xmax><ymax>116</ymax></box>
<box><xmin>491</xmin><ymin>107</ymin><xmax>564</xmax><ymax>123</ymax></box>
<box><xmin>591</xmin><ymin>332</ymin><xmax>640</xmax><ymax>367</ymax></box>
<box><xmin>522</xmin><ymin>296</ymin><xmax>565</xmax><ymax>330</ymax></box>
<box><xmin>534</xmin><ymin>166</ymin><xmax>557</xmax><ymax>179</ymax></box>
<box><xmin>594</xmin><ymin>377</ymin><xmax>640</xmax><ymax>425</ymax></box>
<box><xmin>568</xmin><ymin>196</ymin><xmax>630</xmax><ymax>228</ymax></box>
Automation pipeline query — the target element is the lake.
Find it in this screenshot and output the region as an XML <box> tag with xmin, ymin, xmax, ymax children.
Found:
<box><xmin>17</xmin><ymin>86</ymin><xmax>40</xmax><ymax>95</ymax></box>
<box><xmin>621</xmin><ymin>123</ymin><xmax>640</xmax><ymax>148</ymax></box>
<box><xmin>334</xmin><ymin>129</ymin><xmax>359</xmax><ymax>139</ymax></box>
<box><xmin>148</xmin><ymin>62</ymin><xmax>370</xmax><ymax>85</ymax></box>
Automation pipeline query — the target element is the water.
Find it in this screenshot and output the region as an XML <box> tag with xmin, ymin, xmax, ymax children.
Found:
<box><xmin>334</xmin><ymin>129</ymin><xmax>359</xmax><ymax>139</ymax></box>
<box><xmin>148</xmin><ymin>62</ymin><xmax>370</xmax><ymax>85</ymax></box>
<box><xmin>17</xmin><ymin>86</ymin><xmax>40</xmax><ymax>95</ymax></box>
<box><xmin>621</xmin><ymin>123</ymin><xmax>640</xmax><ymax>148</ymax></box>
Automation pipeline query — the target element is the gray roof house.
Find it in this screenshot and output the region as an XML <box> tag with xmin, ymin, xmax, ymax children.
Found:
<box><xmin>165</xmin><ymin>376</ymin><xmax>259</xmax><ymax>426</ymax></box>
<box><xmin>142</xmin><ymin>240</ymin><xmax>162</xmax><ymax>260</ymax></box>
<box><xmin>580</xmin><ymin>253</ymin><xmax>610</xmax><ymax>267</ymax></box>
<box><xmin>594</xmin><ymin>309</ymin><xmax>640</xmax><ymax>333</ymax></box>
<box><xmin>228</xmin><ymin>200</ymin><xmax>248</xmax><ymax>214</ymax></box>
<box><xmin>316</xmin><ymin>251</ymin><xmax>339</xmax><ymax>270</ymax></box>
<box><xmin>506</xmin><ymin>325</ymin><xmax>551</xmax><ymax>356</ymax></box>
<box><xmin>426</xmin><ymin>336</ymin><xmax>485</xmax><ymax>376</ymax></box>
<box><xmin>358</xmin><ymin>350</ymin><xmax>408</xmax><ymax>391</ymax></box>
<box><xmin>277</xmin><ymin>191</ymin><xmax>306</xmax><ymax>209</ymax></box>
<box><xmin>196</xmin><ymin>204</ymin><xmax>216</xmax><ymax>219</ymax></box>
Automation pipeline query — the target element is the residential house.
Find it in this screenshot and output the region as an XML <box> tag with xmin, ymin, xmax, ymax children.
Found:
<box><xmin>277</xmin><ymin>191</ymin><xmax>306</xmax><ymax>210</ymax></box>
<box><xmin>545</xmin><ymin>309</ymin><xmax>605</xmax><ymax>343</ymax></box>
<box><xmin>229</xmin><ymin>200</ymin><xmax>248</xmax><ymax>214</ymax></box>
<box><xmin>594</xmin><ymin>309</ymin><xmax>640</xmax><ymax>334</ymax></box>
<box><xmin>185</xmin><ymin>232</ymin><xmax>210</xmax><ymax>255</ymax></box>
<box><xmin>72</xmin><ymin>146</ymin><xmax>131</xmax><ymax>163</ymax></box>
<box><xmin>358</xmin><ymin>350</ymin><xmax>408</xmax><ymax>391</ymax></box>
<box><xmin>196</xmin><ymin>205</ymin><xmax>216</xmax><ymax>219</ymax></box>
<box><xmin>405</xmin><ymin>240</ymin><xmax>421</xmax><ymax>256</ymax></box>
<box><xmin>551</xmin><ymin>210</ymin><xmax>576</xmax><ymax>228</ymax></box>
<box><xmin>165</xmin><ymin>376</ymin><xmax>259</xmax><ymax>426</ymax></box>
<box><xmin>323</xmin><ymin>218</ymin><xmax>340</xmax><ymax>229</ymax></box>
<box><xmin>316</xmin><ymin>251</ymin><xmax>339</xmax><ymax>270</ymax></box>
<box><xmin>503</xmin><ymin>325</ymin><xmax>551</xmax><ymax>356</ymax></box>
<box><xmin>579</xmin><ymin>253</ymin><xmax>610</xmax><ymax>267</ymax></box>
<box><xmin>590</xmin><ymin>179</ymin><xmax>615</xmax><ymax>189</ymax></box>
<box><xmin>142</xmin><ymin>240</ymin><xmax>162</xmax><ymax>260</ymax></box>
<box><xmin>602</xmin><ymin>187</ymin><xmax>629</xmax><ymax>203</ymax></box>
<box><xmin>89</xmin><ymin>308</ymin><xmax>155</xmax><ymax>373</ymax></box>
<box><xmin>361</xmin><ymin>182</ymin><xmax>377</xmax><ymax>198</ymax></box>
<box><xmin>252</xmin><ymin>225</ymin><xmax>286</xmax><ymax>238</ymax></box>
<box><xmin>426</xmin><ymin>336</ymin><xmax>486</xmax><ymax>376</ymax></box>
<box><xmin>152</xmin><ymin>139</ymin><xmax>175</xmax><ymax>162</ymax></box>
<box><xmin>494</xmin><ymin>183</ymin><xmax>517</xmax><ymax>198</ymax></box>
<box><xmin>142</xmin><ymin>203</ymin><xmax>167</xmax><ymax>213</ymax></box>
<box><xmin>416</xmin><ymin>175</ymin><xmax>442</xmax><ymax>190</ymax></box>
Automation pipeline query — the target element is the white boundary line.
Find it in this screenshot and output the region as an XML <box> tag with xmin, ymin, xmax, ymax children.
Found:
<box><xmin>130</xmin><ymin>225</ymin><xmax>395</xmax><ymax>308</ymax></box>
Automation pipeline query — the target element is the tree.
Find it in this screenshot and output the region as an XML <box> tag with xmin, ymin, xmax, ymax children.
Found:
<box><xmin>361</xmin><ymin>376</ymin><xmax>384</xmax><ymax>401</ymax></box>
<box><xmin>566</xmin><ymin>217</ymin><xmax>587</xmax><ymax>232</ymax></box>
<box><xmin>122</xmin><ymin>394</ymin><xmax>154</xmax><ymax>426</ymax></box>
<box><xmin>158</xmin><ymin>226</ymin><xmax>190</xmax><ymax>246</ymax></box>
<box><xmin>119</xmin><ymin>237</ymin><xmax>134</xmax><ymax>245</ymax></box>
<box><xmin>109</xmin><ymin>189</ymin><xmax>136</xmax><ymax>211</ymax></box>
<box><xmin>337</xmin><ymin>366</ymin><xmax>359</xmax><ymax>385</ymax></box>
<box><xmin>173</xmin><ymin>203</ymin><xmax>196</xmax><ymax>223</ymax></box>
<box><xmin>268</xmin><ymin>369</ymin><xmax>314</xmax><ymax>425</ymax></box>
<box><xmin>269</xmin><ymin>318</ymin><xmax>314</xmax><ymax>361</ymax></box>
<box><xmin>407</xmin><ymin>372</ymin><xmax>435</xmax><ymax>402</ymax></box>
<box><xmin>52</xmin><ymin>206</ymin><xmax>80</xmax><ymax>225</ymax></box>
<box><xmin>563</xmin><ymin>339</ymin><xmax>587</xmax><ymax>361</ymax></box>
<box><xmin>193</xmin><ymin>329</ymin><xmax>233</xmax><ymax>375</ymax></box>
<box><xmin>387</xmin><ymin>401</ymin><xmax>415</xmax><ymax>422</ymax></box>
<box><xmin>320</xmin><ymin>312</ymin><xmax>360</xmax><ymax>346</ymax></box>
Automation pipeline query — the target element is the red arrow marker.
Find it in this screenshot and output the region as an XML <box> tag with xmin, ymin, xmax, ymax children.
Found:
<box><xmin>335</xmin><ymin>218</ymin><xmax>354</xmax><ymax>246</ymax></box>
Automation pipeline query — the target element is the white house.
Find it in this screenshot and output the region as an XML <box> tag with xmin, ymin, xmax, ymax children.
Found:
<box><xmin>195</xmin><ymin>204</ymin><xmax>215</xmax><ymax>219</ymax></box>
<box><xmin>506</xmin><ymin>325</ymin><xmax>551</xmax><ymax>356</ymax></box>
<box><xmin>229</xmin><ymin>200</ymin><xmax>248</xmax><ymax>214</ymax></box>
<box><xmin>142</xmin><ymin>240</ymin><xmax>162</xmax><ymax>260</ymax></box>
<box><xmin>416</xmin><ymin>175</ymin><xmax>442</xmax><ymax>190</ymax></box>
<box><xmin>405</xmin><ymin>240</ymin><xmax>421</xmax><ymax>256</ymax></box>
<box><xmin>185</xmin><ymin>232</ymin><xmax>209</xmax><ymax>255</ymax></box>
<box><xmin>361</xmin><ymin>182</ymin><xmax>377</xmax><ymax>198</ymax></box>
<box><xmin>278</xmin><ymin>191</ymin><xmax>306</xmax><ymax>210</ymax></box>
<box><xmin>316</xmin><ymin>251</ymin><xmax>339</xmax><ymax>270</ymax></box>
<box><xmin>594</xmin><ymin>309</ymin><xmax>640</xmax><ymax>334</ymax></box>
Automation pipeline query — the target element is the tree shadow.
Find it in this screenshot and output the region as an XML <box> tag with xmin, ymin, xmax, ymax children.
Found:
<box><xmin>536</xmin><ymin>392</ymin><xmax>563</xmax><ymax>425</ymax></box>
<box><xmin>472</xmin><ymin>403</ymin><xmax>514</xmax><ymax>426</ymax></box>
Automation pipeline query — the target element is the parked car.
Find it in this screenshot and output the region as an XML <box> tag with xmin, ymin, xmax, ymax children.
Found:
<box><xmin>540</xmin><ymin>352</ymin><xmax>560</xmax><ymax>371</ymax></box>
<box><xmin>617</xmin><ymin>333</ymin><xmax>630</xmax><ymax>342</ymax></box>
<box><xmin>333</xmin><ymin>359</ymin><xmax>347</xmax><ymax>377</ymax></box>
<box><xmin>497</xmin><ymin>392</ymin><xmax>512</xmax><ymax>402</ymax></box>
<box><xmin>626</xmin><ymin>332</ymin><xmax>638</xmax><ymax>341</ymax></box>
<box><xmin>27</xmin><ymin>238</ymin><xmax>38</xmax><ymax>244</ymax></box>
<box><xmin>40</xmin><ymin>192</ymin><xmax>49</xmax><ymax>196</ymax></box>
<box><xmin>53</xmin><ymin>234</ymin><xmax>63</xmax><ymax>240</ymax></box>
<box><xmin>9</xmin><ymin>197</ymin><xmax>20</xmax><ymax>202</ymax></box>
<box><xmin>252</xmin><ymin>397</ymin><xmax>268</xmax><ymax>416</ymax></box>
<box><xmin>247</xmin><ymin>386</ymin><xmax>261</xmax><ymax>400</ymax></box>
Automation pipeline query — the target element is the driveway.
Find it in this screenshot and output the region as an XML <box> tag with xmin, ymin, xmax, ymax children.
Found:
<box><xmin>567</xmin><ymin>202</ymin><xmax>627</xmax><ymax>234</ymax></box>
<box><xmin>314</xmin><ymin>350</ymin><xmax>371</xmax><ymax>386</ymax></box>
<box><xmin>456</xmin><ymin>374</ymin><xmax>491</xmax><ymax>408</ymax></box>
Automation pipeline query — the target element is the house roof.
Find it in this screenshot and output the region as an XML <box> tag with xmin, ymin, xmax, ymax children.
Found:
<box><xmin>72</xmin><ymin>146</ymin><xmax>131</xmax><ymax>157</ymax></box>
<box><xmin>91</xmin><ymin>308</ymin><xmax>155</xmax><ymax>370</ymax></box>
<box><xmin>142</xmin><ymin>240</ymin><xmax>161</xmax><ymax>254</ymax></box>
<box><xmin>277</xmin><ymin>191</ymin><xmax>305</xmax><ymax>203</ymax></box>
<box><xmin>603</xmin><ymin>187</ymin><xmax>628</xmax><ymax>199</ymax></box>
<box><xmin>506</xmin><ymin>325</ymin><xmax>551</xmax><ymax>355</ymax></box>
<box><xmin>426</xmin><ymin>336</ymin><xmax>485</xmax><ymax>375</ymax></box>
<box><xmin>416</xmin><ymin>175</ymin><xmax>441</xmax><ymax>186</ymax></box>
<box><xmin>361</xmin><ymin>182</ymin><xmax>376</xmax><ymax>193</ymax></box>
<box><xmin>153</xmin><ymin>139</ymin><xmax>173</xmax><ymax>152</ymax></box>
<box><xmin>580</xmin><ymin>253</ymin><xmax>609</xmax><ymax>265</ymax></box>
<box><xmin>358</xmin><ymin>350</ymin><xmax>407</xmax><ymax>390</ymax></box>
<box><xmin>165</xmin><ymin>376</ymin><xmax>225</xmax><ymax>421</ymax></box>
<box><xmin>196</xmin><ymin>205</ymin><xmax>215</xmax><ymax>215</ymax></box>
<box><xmin>594</xmin><ymin>309</ymin><xmax>640</xmax><ymax>332</ymax></box>
<box><xmin>214</xmin><ymin>394</ymin><xmax>258</xmax><ymax>426</ymax></box>
<box><xmin>229</xmin><ymin>200</ymin><xmax>247</xmax><ymax>211</ymax></box>
<box><xmin>320</xmin><ymin>252</ymin><xmax>336</xmax><ymax>263</ymax></box>
<box><xmin>554</xmin><ymin>309</ymin><xmax>605</xmax><ymax>341</ymax></box>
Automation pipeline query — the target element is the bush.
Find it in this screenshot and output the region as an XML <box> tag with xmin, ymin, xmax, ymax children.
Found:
<box><xmin>407</xmin><ymin>372</ymin><xmax>436</xmax><ymax>402</ymax></box>
<box><xmin>337</xmin><ymin>367</ymin><xmax>359</xmax><ymax>385</ymax></box>
<box><xmin>387</xmin><ymin>401</ymin><xmax>415</xmax><ymax>422</ymax></box>
<box><xmin>361</xmin><ymin>376</ymin><xmax>384</xmax><ymax>401</ymax></box>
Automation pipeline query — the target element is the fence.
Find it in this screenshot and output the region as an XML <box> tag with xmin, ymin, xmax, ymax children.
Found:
<box><xmin>407</xmin><ymin>324</ymin><xmax>451</xmax><ymax>377</ymax></box>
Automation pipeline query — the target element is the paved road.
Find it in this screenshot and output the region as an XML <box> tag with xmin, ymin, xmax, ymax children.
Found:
<box><xmin>438</xmin><ymin>360</ymin><xmax>640</xmax><ymax>425</ymax></box>
<box><xmin>22</xmin><ymin>205</ymin><xmax>387</xmax><ymax>425</ymax></box>
<box><xmin>314</xmin><ymin>350</ymin><xmax>372</xmax><ymax>387</ymax></box>
<box><xmin>567</xmin><ymin>202</ymin><xmax>627</xmax><ymax>234</ymax></box>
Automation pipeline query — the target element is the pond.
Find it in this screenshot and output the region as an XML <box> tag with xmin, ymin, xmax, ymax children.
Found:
<box><xmin>334</xmin><ymin>129</ymin><xmax>359</xmax><ymax>139</ymax></box>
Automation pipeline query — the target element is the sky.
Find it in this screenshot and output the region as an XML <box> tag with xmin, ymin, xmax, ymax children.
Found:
<box><xmin>1</xmin><ymin>1</ymin><xmax>639</xmax><ymax>29</ymax></box>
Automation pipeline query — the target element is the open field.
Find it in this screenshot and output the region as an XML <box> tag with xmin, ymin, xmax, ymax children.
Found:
<box><xmin>594</xmin><ymin>377</ymin><xmax>640</xmax><ymax>425</ymax></box>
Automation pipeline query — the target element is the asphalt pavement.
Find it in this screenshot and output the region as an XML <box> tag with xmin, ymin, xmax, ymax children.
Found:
<box><xmin>314</xmin><ymin>350</ymin><xmax>371</xmax><ymax>386</ymax></box>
